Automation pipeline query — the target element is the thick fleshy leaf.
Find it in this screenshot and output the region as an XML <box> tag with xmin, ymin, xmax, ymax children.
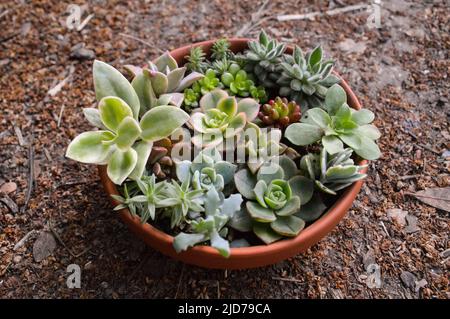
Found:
<box><xmin>217</xmin><ymin>97</ymin><xmax>237</xmax><ymax>117</ymax></box>
<box><xmin>153</xmin><ymin>51</ymin><xmax>178</xmax><ymax>71</ymax></box>
<box><xmin>339</xmin><ymin>133</ymin><xmax>362</xmax><ymax>150</ymax></box>
<box><xmin>234</xmin><ymin>169</ymin><xmax>257</xmax><ymax>200</ymax></box>
<box><xmin>230</xmin><ymin>239</ymin><xmax>250</xmax><ymax>248</ymax></box>
<box><xmin>175</xmin><ymin>71</ymin><xmax>204</xmax><ymax>92</ymax></box>
<box><xmin>277</xmin><ymin>155</ymin><xmax>298</xmax><ymax>180</ymax></box>
<box><xmin>66</xmin><ymin>131</ymin><xmax>115</xmax><ymax>164</ymax></box>
<box><xmin>221</xmin><ymin>194</ymin><xmax>243</xmax><ymax>218</ymax></box>
<box><xmin>246</xmin><ymin>201</ymin><xmax>276</xmax><ymax>222</ymax></box>
<box><xmin>146</xmin><ymin>70</ymin><xmax>168</xmax><ymax>96</ymax></box>
<box><xmin>352</xmin><ymin>109</ymin><xmax>374</xmax><ymax>125</ymax></box>
<box><xmin>191</xmin><ymin>133</ymin><xmax>223</xmax><ymax>149</ymax></box>
<box><xmin>98</xmin><ymin>96</ymin><xmax>133</xmax><ymax>132</ymax></box>
<box><xmin>324</xmin><ymin>83</ymin><xmax>346</xmax><ymax>114</ymax></box>
<box><xmin>204</xmin><ymin>187</ymin><xmax>221</xmax><ymax>216</ymax></box>
<box><xmin>131</xmin><ymin>72</ymin><xmax>156</xmax><ymax>115</ymax></box>
<box><xmin>308</xmin><ymin>46</ymin><xmax>322</xmax><ymax>67</ymax></box>
<box><xmin>200</xmin><ymin>89</ymin><xmax>228</xmax><ymax>111</ymax></box>
<box><xmin>210</xmin><ymin>230</ymin><xmax>230</xmax><ymax>258</ymax></box>
<box><xmin>322</xmin><ymin>135</ymin><xmax>344</xmax><ymax>155</ymax></box>
<box><xmin>159</xmin><ymin>93</ymin><xmax>184</xmax><ymax>107</ymax></box>
<box><xmin>270</xmin><ymin>215</ymin><xmax>305</xmax><ymax>237</ymax></box>
<box><xmin>140</xmin><ymin>105</ymin><xmax>190</xmax><ymax>142</ymax></box>
<box><xmin>295</xmin><ymin>193</ymin><xmax>327</xmax><ymax>222</ymax></box>
<box><xmin>254</xmin><ymin>180</ymin><xmax>268</xmax><ymax>208</ymax></box>
<box><xmin>173</xmin><ymin>233</ymin><xmax>206</xmax><ymax>253</ymax></box>
<box><xmin>113</xmin><ymin>116</ymin><xmax>141</xmax><ymax>151</ymax></box>
<box><xmin>276</xmin><ymin>196</ymin><xmax>301</xmax><ymax>216</ymax></box>
<box><xmin>83</xmin><ymin>108</ymin><xmax>106</xmax><ymax>129</ymax></box>
<box><xmin>228</xmin><ymin>208</ymin><xmax>252</xmax><ymax>232</ymax></box>
<box><xmin>93</xmin><ymin>60</ymin><xmax>140</xmax><ymax>119</ymax></box>
<box><xmin>190</xmin><ymin>112</ymin><xmax>208</xmax><ymax>133</ymax></box>
<box><xmin>357</xmin><ymin>124</ymin><xmax>381</xmax><ymax>140</ymax></box>
<box><xmin>305</xmin><ymin>107</ymin><xmax>331</xmax><ymax>128</ymax></box>
<box><xmin>128</xmin><ymin>141</ymin><xmax>153</xmax><ymax>180</ymax></box>
<box><xmin>285</xmin><ymin>123</ymin><xmax>323</xmax><ymax>146</ymax></box>
<box><xmin>257</xmin><ymin>162</ymin><xmax>284</xmax><ymax>184</ymax></box>
<box><xmin>107</xmin><ymin>148</ymin><xmax>138</xmax><ymax>185</ymax></box>
<box><xmin>166</xmin><ymin>67</ymin><xmax>186</xmax><ymax>92</ymax></box>
<box><xmin>326</xmin><ymin>165</ymin><xmax>359</xmax><ymax>180</ymax></box>
<box><xmin>214</xmin><ymin>161</ymin><xmax>236</xmax><ymax>185</ymax></box>
<box><xmin>289</xmin><ymin>175</ymin><xmax>314</xmax><ymax>205</ymax></box>
<box><xmin>253</xmin><ymin>222</ymin><xmax>283</xmax><ymax>244</ymax></box>
<box><xmin>354</xmin><ymin>136</ymin><xmax>381</xmax><ymax>160</ymax></box>
<box><xmin>225</xmin><ymin>113</ymin><xmax>246</xmax><ymax>138</ymax></box>
<box><xmin>175</xmin><ymin>160</ymin><xmax>192</xmax><ymax>184</ymax></box>
<box><xmin>237</xmin><ymin>98</ymin><xmax>260</xmax><ymax>122</ymax></box>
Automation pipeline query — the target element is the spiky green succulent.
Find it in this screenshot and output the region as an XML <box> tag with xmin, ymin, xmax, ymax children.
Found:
<box><xmin>210</xmin><ymin>38</ymin><xmax>233</xmax><ymax>61</ymax></box>
<box><xmin>301</xmin><ymin>148</ymin><xmax>367</xmax><ymax>195</ymax></box>
<box><xmin>277</xmin><ymin>45</ymin><xmax>340</xmax><ymax>110</ymax></box>
<box><xmin>185</xmin><ymin>46</ymin><xmax>208</xmax><ymax>73</ymax></box>
<box><xmin>241</xmin><ymin>30</ymin><xmax>286</xmax><ymax>88</ymax></box>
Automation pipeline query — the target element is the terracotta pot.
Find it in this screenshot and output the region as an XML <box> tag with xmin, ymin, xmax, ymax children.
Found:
<box><xmin>98</xmin><ymin>39</ymin><xmax>368</xmax><ymax>269</ymax></box>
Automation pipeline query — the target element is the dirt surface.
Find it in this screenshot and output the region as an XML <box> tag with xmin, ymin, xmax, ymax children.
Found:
<box><xmin>0</xmin><ymin>0</ymin><xmax>448</xmax><ymax>299</ymax></box>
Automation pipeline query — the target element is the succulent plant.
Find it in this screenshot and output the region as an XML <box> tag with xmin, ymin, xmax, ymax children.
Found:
<box><xmin>66</xmin><ymin>61</ymin><xmax>190</xmax><ymax>185</ymax></box>
<box><xmin>234</xmin><ymin>157</ymin><xmax>316</xmax><ymax>244</ymax></box>
<box><xmin>210</xmin><ymin>38</ymin><xmax>234</xmax><ymax>61</ymax></box>
<box><xmin>173</xmin><ymin>187</ymin><xmax>243</xmax><ymax>257</ymax></box>
<box><xmin>190</xmin><ymin>89</ymin><xmax>259</xmax><ymax>149</ymax></box>
<box><xmin>239</xmin><ymin>123</ymin><xmax>284</xmax><ymax>174</ymax></box>
<box><xmin>125</xmin><ymin>52</ymin><xmax>204</xmax><ymax>115</ymax></box>
<box><xmin>301</xmin><ymin>148</ymin><xmax>367</xmax><ymax>195</ymax></box>
<box><xmin>159</xmin><ymin>177</ymin><xmax>205</xmax><ymax>228</ymax></box>
<box><xmin>258</xmin><ymin>97</ymin><xmax>301</xmax><ymax>128</ymax></box>
<box><xmin>277</xmin><ymin>45</ymin><xmax>340</xmax><ymax>110</ymax></box>
<box><xmin>240</xmin><ymin>30</ymin><xmax>286</xmax><ymax>88</ymax></box>
<box><xmin>175</xmin><ymin>148</ymin><xmax>236</xmax><ymax>192</ymax></box>
<box><xmin>285</xmin><ymin>84</ymin><xmax>381</xmax><ymax>160</ymax></box>
<box><xmin>184</xmin><ymin>46</ymin><xmax>208</xmax><ymax>73</ymax></box>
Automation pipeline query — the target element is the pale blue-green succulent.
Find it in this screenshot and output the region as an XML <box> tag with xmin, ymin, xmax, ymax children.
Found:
<box><xmin>173</xmin><ymin>187</ymin><xmax>243</xmax><ymax>257</ymax></box>
<box><xmin>285</xmin><ymin>84</ymin><xmax>381</xmax><ymax>160</ymax></box>
<box><xmin>66</xmin><ymin>60</ymin><xmax>190</xmax><ymax>185</ymax></box>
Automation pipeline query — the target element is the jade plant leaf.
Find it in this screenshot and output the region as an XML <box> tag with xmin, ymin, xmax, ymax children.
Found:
<box><xmin>253</xmin><ymin>222</ymin><xmax>283</xmax><ymax>244</ymax></box>
<box><xmin>66</xmin><ymin>131</ymin><xmax>115</xmax><ymax>164</ymax></box>
<box><xmin>107</xmin><ymin>148</ymin><xmax>138</xmax><ymax>185</ymax></box>
<box><xmin>93</xmin><ymin>60</ymin><xmax>140</xmax><ymax>119</ymax></box>
<box><xmin>98</xmin><ymin>96</ymin><xmax>133</xmax><ymax>132</ymax></box>
<box><xmin>140</xmin><ymin>105</ymin><xmax>190</xmax><ymax>142</ymax></box>
<box><xmin>270</xmin><ymin>215</ymin><xmax>305</xmax><ymax>237</ymax></box>
<box><xmin>285</xmin><ymin>123</ymin><xmax>323</xmax><ymax>146</ymax></box>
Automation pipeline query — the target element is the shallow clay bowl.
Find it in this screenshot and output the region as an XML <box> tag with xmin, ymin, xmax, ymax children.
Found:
<box><xmin>98</xmin><ymin>39</ymin><xmax>368</xmax><ymax>269</ymax></box>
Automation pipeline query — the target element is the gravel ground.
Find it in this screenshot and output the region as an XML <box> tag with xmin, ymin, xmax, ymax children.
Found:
<box><xmin>0</xmin><ymin>0</ymin><xmax>448</xmax><ymax>299</ymax></box>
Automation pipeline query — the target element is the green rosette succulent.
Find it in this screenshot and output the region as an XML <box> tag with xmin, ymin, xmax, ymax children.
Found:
<box><xmin>277</xmin><ymin>46</ymin><xmax>340</xmax><ymax>110</ymax></box>
<box><xmin>66</xmin><ymin>60</ymin><xmax>190</xmax><ymax>185</ymax></box>
<box><xmin>234</xmin><ymin>158</ymin><xmax>317</xmax><ymax>244</ymax></box>
<box><xmin>175</xmin><ymin>148</ymin><xmax>236</xmax><ymax>192</ymax></box>
<box><xmin>285</xmin><ymin>84</ymin><xmax>381</xmax><ymax>160</ymax></box>
<box><xmin>183</xmin><ymin>69</ymin><xmax>221</xmax><ymax>109</ymax></box>
<box><xmin>190</xmin><ymin>89</ymin><xmax>260</xmax><ymax>149</ymax></box>
<box><xmin>240</xmin><ymin>30</ymin><xmax>286</xmax><ymax>88</ymax></box>
<box><xmin>300</xmin><ymin>148</ymin><xmax>367</xmax><ymax>195</ymax></box>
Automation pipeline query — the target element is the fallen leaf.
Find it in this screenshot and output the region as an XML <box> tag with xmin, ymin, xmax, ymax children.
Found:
<box><xmin>0</xmin><ymin>182</ymin><xmax>17</xmax><ymax>194</ymax></box>
<box><xmin>405</xmin><ymin>215</ymin><xmax>420</xmax><ymax>234</ymax></box>
<box><xmin>33</xmin><ymin>231</ymin><xmax>57</xmax><ymax>262</ymax></box>
<box><xmin>407</xmin><ymin>188</ymin><xmax>450</xmax><ymax>212</ymax></box>
<box><xmin>400</xmin><ymin>271</ymin><xmax>416</xmax><ymax>289</ymax></box>
<box><xmin>387</xmin><ymin>208</ymin><xmax>408</xmax><ymax>226</ymax></box>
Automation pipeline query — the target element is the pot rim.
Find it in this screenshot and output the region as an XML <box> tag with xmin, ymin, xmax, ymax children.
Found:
<box><xmin>99</xmin><ymin>38</ymin><xmax>368</xmax><ymax>260</ymax></box>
